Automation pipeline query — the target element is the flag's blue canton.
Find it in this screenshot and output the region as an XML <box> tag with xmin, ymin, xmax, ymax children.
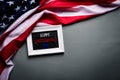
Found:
<box><xmin>0</xmin><ymin>0</ymin><xmax>40</xmax><ymax>33</ymax></box>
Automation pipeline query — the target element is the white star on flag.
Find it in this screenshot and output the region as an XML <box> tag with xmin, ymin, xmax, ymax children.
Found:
<box><xmin>2</xmin><ymin>14</ymin><xmax>7</xmax><ymax>20</ymax></box>
<box><xmin>7</xmin><ymin>1</ymin><xmax>14</xmax><ymax>6</ymax></box>
<box><xmin>30</xmin><ymin>0</ymin><xmax>35</xmax><ymax>4</ymax></box>
<box><xmin>15</xmin><ymin>6</ymin><xmax>21</xmax><ymax>11</ymax></box>
<box><xmin>9</xmin><ymin>15</ymin><xmax>14</xmax><ymax>21</ymax></box>
<box><xmin>0</xmin><ymin>23</ymin><xmax>7</xmax><ymax>28</ymax></box>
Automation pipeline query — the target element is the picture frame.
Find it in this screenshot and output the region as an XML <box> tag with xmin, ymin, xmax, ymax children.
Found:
<box><xmin>27</xmin><ymin>25</ymin><xmax>64</xmax><ymax>56</ymax></box>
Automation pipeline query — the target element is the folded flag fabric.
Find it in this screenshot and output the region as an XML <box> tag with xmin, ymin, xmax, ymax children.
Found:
<box><xmin>0</xmin><ymin>0</ymin><xmax>120</xmax><ymax>80</ymax></box>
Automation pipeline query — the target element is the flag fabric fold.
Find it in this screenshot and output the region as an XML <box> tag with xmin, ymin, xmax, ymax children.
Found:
<box><xmin>0</xmin><ymin>0</ymin><xmax>120</xmax><ymax>80</ymax></box>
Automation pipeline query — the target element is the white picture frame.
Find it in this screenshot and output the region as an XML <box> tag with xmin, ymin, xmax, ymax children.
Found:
<box><xmin>27</xmin><ymin>25</ymin><xmax>64</xmax><ymax>56</ymax></box>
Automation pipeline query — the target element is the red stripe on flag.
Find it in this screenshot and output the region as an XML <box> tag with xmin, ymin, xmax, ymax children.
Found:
<box><xmin>38</xmin><ymin>1</ymin><xmax>94</xmax><ymax>11</ymax></box>
<box><xmin>53</xmin><ymin>0</ymin><xmax>116</xmax><ymax>4</ymax></box>
<box><xmin>38</xmin><ymin>0</ymin><xmax>116</xmax><ymax>11</ymax></box>
<box><xmin>38</xmin><ymin>13</ymin><xmax>96</xmax><ymax>25</ymax></box>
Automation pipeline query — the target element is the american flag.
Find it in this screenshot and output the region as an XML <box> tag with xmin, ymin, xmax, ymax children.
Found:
<box><xmin>0</xmin><ymin>0</ymin><xmax>120</xmax><ymax>80</ymax></box>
